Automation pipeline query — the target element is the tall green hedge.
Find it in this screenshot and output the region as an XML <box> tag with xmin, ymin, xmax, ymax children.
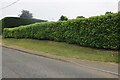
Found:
<box><xmin>1</xmin><ymin>17</ymin><xmax>47</xmax><ymax>29</ymax></box>
<box><xmin>0</xmin><ymin>17</ymin><xmax>47</xmax><ymax>35</ymax></box>
<box><xmin>3</xmin><ymin>13</ymin><xmax>120</xmax><ymax>50</ymax></box>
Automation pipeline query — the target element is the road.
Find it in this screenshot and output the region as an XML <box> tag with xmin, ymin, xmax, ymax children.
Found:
<box><xmin>2</xmin><ymin>47</ymin><xmax>118</xmax><ymax>78</ymax></box>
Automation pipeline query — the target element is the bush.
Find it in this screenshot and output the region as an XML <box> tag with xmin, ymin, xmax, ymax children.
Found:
<box><xmin>3</xmin><ymin>13</ymin><xmax>120</xmax><ymax>50</ymax></box>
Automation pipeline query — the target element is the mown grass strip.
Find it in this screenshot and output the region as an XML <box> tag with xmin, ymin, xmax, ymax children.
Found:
<box><xmin>3</xmin><ymin>38</ymin><xmax>119</xmax><ymax>63</ymax></box>
<box><xmin>0</xmin><ymin>36</ymin><xmax>2</xmax><ymax>43</ymax></box>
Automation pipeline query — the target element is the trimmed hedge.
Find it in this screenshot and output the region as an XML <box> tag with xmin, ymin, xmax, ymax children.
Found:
<box><xmin>1</xmin><ymin>17</ymin><xmax>47</xmax><ymax>29</ymax></box>
<box><xmin>3</xmin><ymin>13</ymin><xmax>120</xmax><ymax>50</ymax></box>
<box><xmin>0</xmin><ymin>17</ymin><xmax>47</xmax><ymax>35</ymax></box>
<box><xmin>0</xmin><ymin>20</ymin><xmax>2</xmax><ymax>35</ymax></box>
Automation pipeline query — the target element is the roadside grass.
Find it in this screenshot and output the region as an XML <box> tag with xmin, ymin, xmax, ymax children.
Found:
<box><xmin>2</xmin><ymin>38</ymin><xmax>119</xmax><ymax>63</ymax></box>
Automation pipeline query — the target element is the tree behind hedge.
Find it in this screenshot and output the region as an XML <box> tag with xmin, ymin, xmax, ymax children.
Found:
<box><xmin>19</xmin><ymin>10</ymin><xmax>33</xmax><ymax>19</ymax></box>
<box><xmin>76</xmin><ymin>16</ymin><xmax>85</xmax><ymax>18</ymax></box>
<box><xmin>59</xmin><ymin>15</ymin><xmax>68</xmax><ymax>21</ymax></box>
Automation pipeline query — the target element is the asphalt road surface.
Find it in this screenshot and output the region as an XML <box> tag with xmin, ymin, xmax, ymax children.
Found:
<box><xmin>2</xmin><ymin>47</ymin><xmax>118</xmax><ymax>78</ymax></box>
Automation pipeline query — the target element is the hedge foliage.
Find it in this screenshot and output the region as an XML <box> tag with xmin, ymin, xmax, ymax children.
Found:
<box><xmin>3</xmin><ymin>13</ymin><xmax>120</xmax><ymax>50</ymax></box>
<box><xmin>0</xmin><ymin>17</ymin><xmax>47</xmax><ymax>35</ymax></box>
<box><xmin>1</xmin><ymin>17</ymin><xmax>47</xmax><ymax>29</ymax></box>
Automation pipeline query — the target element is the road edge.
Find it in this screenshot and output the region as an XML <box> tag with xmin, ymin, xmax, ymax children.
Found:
<box><xmin>2</xmin><ymin>44</ymin><xmax>119</xmax><ymax>76</ymax></box>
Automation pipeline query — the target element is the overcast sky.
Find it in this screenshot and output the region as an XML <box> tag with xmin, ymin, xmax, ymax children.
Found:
<box><xmin>0</xmin><ymin>0</ymin><xmax>119</xmax><ymax>21</ymax></box>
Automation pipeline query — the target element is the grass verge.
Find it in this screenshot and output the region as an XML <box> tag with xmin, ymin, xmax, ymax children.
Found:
<box><xmin>2</xmin><ymin>38</ymin><xmax>119</xmax><ymax>63</ymax></box>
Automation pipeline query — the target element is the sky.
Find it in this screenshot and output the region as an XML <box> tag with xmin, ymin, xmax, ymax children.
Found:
<box><xmin>0</xmin><ymin>0</ymin><xmax>119</xmax><ymax>21</ymax></box>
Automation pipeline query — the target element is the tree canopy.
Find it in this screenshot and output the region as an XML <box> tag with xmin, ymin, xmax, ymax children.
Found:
<box><xmin>76</xmin><ymin>16</ymin><xmax>85</xmax><ymax>18</ymax></box>
<box><xmin>59</xmin><ymin>15</ymin><xmax>68</xmax><ymax>21</ymax></box>
<box><xmin>19</xmin><ymin>10</ymin><xmax>33</xmax><ymax>19</ymax></box>
<box><xmin>105</xmin><ymin>12</ymin><xmax>113</xmax><ymax>15</ymax></box>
